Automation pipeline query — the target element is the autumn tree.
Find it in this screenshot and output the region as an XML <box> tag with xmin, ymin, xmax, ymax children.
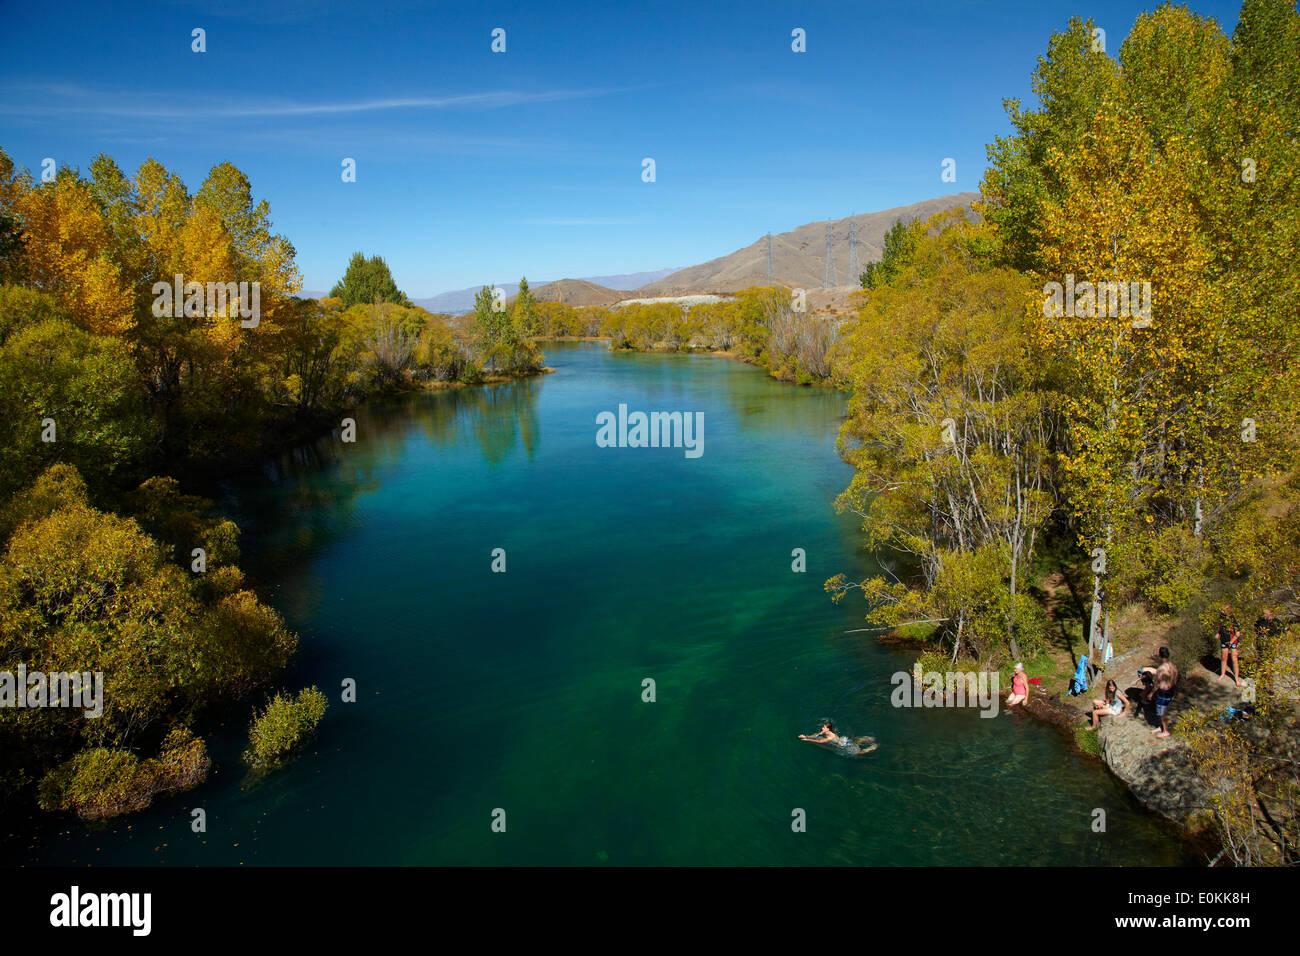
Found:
<box><xmin>0</xmin><ymin>465</ymin><xmax>296</xmax><ymax>804</ymax></box>
<box><xmin>827</xmin><ymin>212</ymin><xmax>1057</xmax><ymax>663</ymax></box>
<box><xmin>983</xmin><ymin>2</ymin><xmax>1300</xmax><ymax>612</ymax></box>
<box><xmin>0</xmin><ymin>150</ymin><xmax>26</xmax><ymax>282</ymax></box>
<box><xmin>10</xmin><ymin>160</ymin><xmax>134</xmax><ymax>334</ymax></box>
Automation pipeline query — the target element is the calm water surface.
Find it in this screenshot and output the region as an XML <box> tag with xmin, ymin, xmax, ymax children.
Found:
<box><xmin>10</xmin><ymin>342</ymin><xmax>1193</xmax><ymax>865</ymax></box>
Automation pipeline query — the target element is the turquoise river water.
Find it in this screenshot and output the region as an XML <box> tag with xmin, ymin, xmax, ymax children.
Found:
<box><xmin>9</xmin><ymin>342</ymin><xmax>1193</xmax><ymax>866</ymax></box>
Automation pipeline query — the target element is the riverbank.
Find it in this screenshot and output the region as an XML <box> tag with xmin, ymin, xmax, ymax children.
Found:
<box><xmin>539</xmin><ymin>334</ymin><xmax>836</xmax><ymax>388</ymax></box>
<box><xmin>873</xmin><ymin>569</ymin><xmax>1288</xmax><ymax>862</ymax></box>
<box><xmin>422</xmin><ymin>366</ymin><xmax>555</xmax><ymax>390</ymax></box>
<box><xmin>0</xmin><ymin>357</ymin><xmax>557</xmax><ymax>834</ymax></box>
<box><xmin>875</xmin><ymin>623</ymin><xmax>1216</xmax><ymax>843</ymax></box>
<box><xmin>168</xmin><ymin>363</ymin><xmax>554</xmax><ymax>489</ymax></box>
<box><xmin>604</xmin><ymin>341</ymin><xmax>837</xmax><ymax>388</ymax></box>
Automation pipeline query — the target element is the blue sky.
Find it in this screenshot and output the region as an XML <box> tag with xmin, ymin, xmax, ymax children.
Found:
<box><xmin>0</xmin><ymin>0</ymin><xmax>1246</xmax><ymax>297</ymax></box>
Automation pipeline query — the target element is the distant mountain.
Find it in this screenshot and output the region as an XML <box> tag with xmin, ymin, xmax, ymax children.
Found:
<box><xmin>579</xmin><ymin>267</ymin><xmax>680</xmax><ymax>290</ymax></box>
<box><xmin>410</xmin><ymin>267</ymin><xmax>681</xmax><ymax>314</ymax></box>
<box><xmin>529</xmin><ymin>279</ymin><xmax>626</xmax><ymax>307</ymax></box>
<box><xmin>308</xmin><ymin>196</ymin><xmax>978</xmax><ymax>314</ymax></box>
<box><xmin>632</xmin><ymin>193</ymin><xmax>981</xmax><ymax>296</ymax></box>
<box><xmin>408</xmin><ymin>287</ymin><xmax>498</xmax><ymax>314</ymax></box>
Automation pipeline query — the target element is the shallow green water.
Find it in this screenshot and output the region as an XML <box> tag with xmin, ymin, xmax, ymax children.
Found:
<box><xmin>11</xmin><ymin>342</ymin><xmax>1193</xmax><ymax>865</ymax></box>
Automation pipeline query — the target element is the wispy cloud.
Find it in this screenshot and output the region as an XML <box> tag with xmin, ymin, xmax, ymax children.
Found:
<box><xmin>0</xmin><ymin>83</ymin><xmax>645</xmax><ymax>121</ymax></box>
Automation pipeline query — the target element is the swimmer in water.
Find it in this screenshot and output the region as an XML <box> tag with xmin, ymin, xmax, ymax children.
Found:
<box><xmin>799</xmin><ymin>721</ymin><xmax>877</xmax><ymax>754</ymax></box>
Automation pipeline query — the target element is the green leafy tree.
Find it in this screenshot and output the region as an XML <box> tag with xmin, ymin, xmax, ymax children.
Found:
<box><xmin>979</xmin><ymin>16</ymin><xmax>1121</xmax><ymax>272</ymax></box>
<box><xmin>471</xmin><ymin>283</ymin><xmax>542</xmax><ymax>374</ymax></box>
<box><xmin>329</xmin><ymin>252</ymin><xmax>409</xmax><ymax>308</ymax></box>
<box><xmin>0</xmin><ymin>317</ymin><xmax>149</xmax><ymax>498</ymax></box>
<box><xmin>860</xmin><ymin>219</ymin><xmax>920</xmax><ymax>289</ymax></box>
<box><xmin>512</xmin><ymin>277</ymin><xmax>539</xmax><ymax>337</ymax></box>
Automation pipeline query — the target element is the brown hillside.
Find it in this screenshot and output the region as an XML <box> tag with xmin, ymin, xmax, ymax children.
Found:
<box><xmin>633</xmin><ymin>193</ymin><xmax>982</xmax><ymax>296</ymax></box>
<box><xmin>512</xmin><ymin>278</ymin><xmax>628</xmax><ymax>307</ymax></box>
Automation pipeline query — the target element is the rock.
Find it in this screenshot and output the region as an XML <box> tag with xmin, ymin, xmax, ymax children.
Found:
<box><xmin>1097</xmin><ymin>716</ymin><xmax>1208</xmax><ymax>823</ymax></box>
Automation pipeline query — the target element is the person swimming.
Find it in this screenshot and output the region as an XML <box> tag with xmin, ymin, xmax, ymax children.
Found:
<box><xmin>798</xmin><ymin>720</ymin><xmax>877</xmax><ymax>755</ymax></box>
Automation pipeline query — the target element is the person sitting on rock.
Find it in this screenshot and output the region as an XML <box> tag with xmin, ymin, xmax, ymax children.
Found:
<box><xmin>1006</xmin><ymin>662</ymin><xmax>1029</xmax><ymax>707</ymax></box>
<box><xmin>1084</xmin><ymin>679</ymin><xmax>1129</xmax><ymax>730</ymax></box>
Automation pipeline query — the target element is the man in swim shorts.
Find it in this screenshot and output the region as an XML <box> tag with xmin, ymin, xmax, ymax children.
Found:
<box><xmin>1139</xmin><ymin>646</ymin><xmax>1179</xmax><ymax>739</ymax></box>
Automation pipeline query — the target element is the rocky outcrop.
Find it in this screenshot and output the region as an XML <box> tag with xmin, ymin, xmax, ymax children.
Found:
<box><xmin>1097</xmin><ymin>717</ymin><xmax>1207</xmax><ymax>822</ymax></box>
<box><xmin>1093</xmin><ymin>666</ymin><xmax>1246</xmax><ymax>823</ymax></box>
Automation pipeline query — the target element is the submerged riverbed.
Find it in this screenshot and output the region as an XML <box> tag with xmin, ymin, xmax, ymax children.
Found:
<box><xmin>9</xmin><ymin>342</ymin><xmax>1193</xmax><ymax>865</ymax></box>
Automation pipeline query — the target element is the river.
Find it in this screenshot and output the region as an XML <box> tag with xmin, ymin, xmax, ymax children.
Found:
<box><xmin>8</xmin><ymin>341</ymin><xmax>1192</xmax><ymax>865</ymax></box>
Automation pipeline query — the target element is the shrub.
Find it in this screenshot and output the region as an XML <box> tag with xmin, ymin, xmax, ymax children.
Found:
<box><xmin>155</xmin><ymin>727</ymin><xmax>213</xmax><ymax>794</ymax></box>
<box><xmin>38</xmin><ymin>748</ymin><xmax>157</xmax><ymax>820</ymax></box>
<box><xmin>36</xmin><ymin>728</ymin><xmax>210</xmax><ymax>821</ymax></box>
<box><xmin>243</xmin><ymin>686</ymin><xmax>328</xmax><ymax>771</ymax></box>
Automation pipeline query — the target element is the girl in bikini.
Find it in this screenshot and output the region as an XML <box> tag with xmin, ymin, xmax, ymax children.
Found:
<box><xmin>1085</xmin><ymin>679</ymin><xmax>1129</xmax><ymax>730</ymax></box>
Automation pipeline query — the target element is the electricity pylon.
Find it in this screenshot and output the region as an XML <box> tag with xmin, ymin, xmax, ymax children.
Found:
<box><xmin>822</xmin><ymin>223</ymin><xmax>836</xmax><ymax>288</ymax></box>
<box><xmin>847</xmin><ymin>218</ymin><xmax>861</xmax><ymax>286</ymax></box>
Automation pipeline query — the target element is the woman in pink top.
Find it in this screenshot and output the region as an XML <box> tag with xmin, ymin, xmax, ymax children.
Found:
<box><xmin>1006</xmin><ymin>662</ymin><xmax>1029</xmax><ymax>707</ymax></box>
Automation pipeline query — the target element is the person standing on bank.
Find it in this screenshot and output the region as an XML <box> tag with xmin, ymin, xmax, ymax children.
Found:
<box><xmin>1255</xmin><ymin>607</ymin><xmax>1285</xmax><ymax>643</ymax></box>
<box><xmin>1217</xmin><ymin>604</ymin><xmax>1242</xmax><ymax>687</ymax></box>
<box><xmin>1139</xmin><ymin>647</ymin><xmax>1179</xmax><ymax>739</ymax></box>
